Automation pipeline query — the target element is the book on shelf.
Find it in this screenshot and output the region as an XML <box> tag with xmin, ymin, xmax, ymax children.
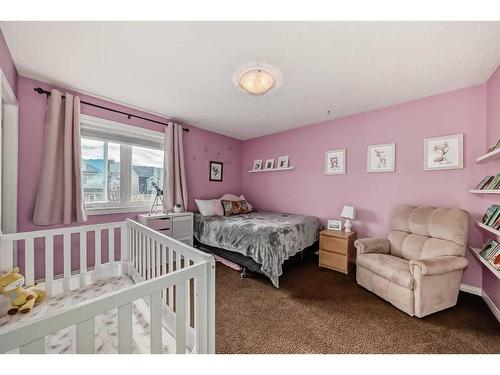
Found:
<box><xmin>488</xmin><ymin>207</ymin><xmax>500</xmax><ymax>227</ymax></box>
<box><xmin>489</xmin><ymin>250</ymin><xmax>500</xmax><ymax>270</ymax></box>
<box><xmin>485</xmin><ymin>173</ymin><xmax>500</xmax><ymax>190</ymax></box>
<box><xmin>482</xmin><ymin>205</ymin><xmax>500</xmax><ymax>225</ymax></box>
<box><xmin>479</xmin><ymin>239</ymin><xmax>499</xmax><ymax>260</ymax></box>
<box><xmin>475</xmin><ymin>175</ymin><xmax>494</xmax><ymax>190</ymax></box>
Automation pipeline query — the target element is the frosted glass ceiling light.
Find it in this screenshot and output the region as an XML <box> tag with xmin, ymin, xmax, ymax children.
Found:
<box><xmin>238</xmin><ymin>68</ymin><xmax>276</xmax><ymax>96</ymax></box>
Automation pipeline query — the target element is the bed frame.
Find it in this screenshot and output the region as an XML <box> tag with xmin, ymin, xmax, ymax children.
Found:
<box><xmin>0</xmin><ymin>219</ymin><xmax>215</xmax><ymax>354</ymax></box>
<box><xmin>194</xmin><ymin>237</ymin><xmax>318</xmax><ymax>279</ymax></box>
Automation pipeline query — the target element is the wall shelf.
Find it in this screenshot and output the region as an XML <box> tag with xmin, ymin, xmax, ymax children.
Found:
<box><xmin>476</xmin><ymin>147</ymin><xmax>500</xmax><ymax>163</ymax></box>
<box><xmin>468</xmin><ymin>246</ymin><xmax>500</xmax><ymax>280</ymax></box>
<box><xmin>248</xmin><ymin>166</ymin><xmax>294</xmax><ymax>173</ymax></box>
<box><xmin>469</xmin><ymin>189</ymin><xmax>500</xmax><ymax>194</ymax></box>
<box><xmin>475</xmin><ymin>220</ymin><xmax>500</xmax><ymax>237</ymax></box>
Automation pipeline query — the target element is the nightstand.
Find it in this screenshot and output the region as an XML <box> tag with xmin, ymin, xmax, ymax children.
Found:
<box><xmin>137</xmin><ymin>212</ymin><xmax>194</xmax><ymax>246</ymax></box>
<box><xmin>319</xmin><ymin>229</ymin><xmax>357</xmax><ymax>274</ymax></box>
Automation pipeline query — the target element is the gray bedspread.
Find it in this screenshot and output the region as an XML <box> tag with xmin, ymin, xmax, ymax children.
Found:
<box><xmin>193</xmin><ymin>211</ymin><xmax>322</xmax><ymax>287</ymax></box>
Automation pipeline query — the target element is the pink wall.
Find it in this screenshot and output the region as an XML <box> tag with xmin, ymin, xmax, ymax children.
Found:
<box><xmin>17</xmin><ymin>76</ymin><xmax>242</xmax><ymax>277</ymax></box>
<box><xmin>0</xmin><ymin>29</ymin><xmax>18</xmax><ymax>98</ymax></box>
<box><xmin>242</xmin><ymin>85</ymin><xmax>487</xmax><ymax>288</ymax></box>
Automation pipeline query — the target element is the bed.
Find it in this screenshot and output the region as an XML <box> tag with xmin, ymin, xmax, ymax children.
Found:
<box><xmin>193</xmin><ymin>211</ymin><xmax>322</xmax><ymax>287</ymax></box>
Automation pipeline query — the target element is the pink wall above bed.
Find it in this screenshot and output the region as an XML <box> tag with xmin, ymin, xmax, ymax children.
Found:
<box><xmin>242</xmin><ymin>84</ymin><xmax>488</xmax><ymax>288</ymax></box>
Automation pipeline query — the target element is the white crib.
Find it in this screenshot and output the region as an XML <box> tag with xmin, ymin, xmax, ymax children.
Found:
<box><xmin>0</xmin><ymin>219</ymin><xmax>215</xmax><ymax>354</ymax></box>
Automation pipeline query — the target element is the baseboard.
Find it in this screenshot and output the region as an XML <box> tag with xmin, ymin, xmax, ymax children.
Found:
<box><xmin>459</xmin><ymin>283</ymin><xmax>482</xmax><ymax>296</ymax></box>
<box><xmin>460</xmin><ymin>283</ymin><xmax>500</xmax><ymax>322</ymax></box>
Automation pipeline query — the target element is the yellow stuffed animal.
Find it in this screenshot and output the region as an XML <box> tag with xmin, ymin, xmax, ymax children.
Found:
<box><xmin>0</xmin><ymin>267</ymin><xmax>45</xmax><ymax>315</ymax></box>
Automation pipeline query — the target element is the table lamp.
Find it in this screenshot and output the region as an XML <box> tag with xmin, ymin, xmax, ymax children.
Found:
<box><xmin>341</xmin><ymin>205</ymin><xmax>356</xmax><ymax>232</ymax></box>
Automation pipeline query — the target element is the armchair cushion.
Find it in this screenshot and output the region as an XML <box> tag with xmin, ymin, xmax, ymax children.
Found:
<box><xmin>354</xmin><ymin>238</ymin><xmax>390</xmax><ymax>255</ymax></box>
<box><xmin>410</xmin><ymin>256</ymin><xmax>468</xmax><ymax>276</ymax></box>
<box><xmin>357</xmin><ymin>253</ymin><xmax>414</xmax><ymax>289</ymax></box>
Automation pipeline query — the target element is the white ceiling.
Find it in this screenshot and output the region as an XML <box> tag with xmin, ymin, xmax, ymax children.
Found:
<box><xmin>2</xmin><ymin>22</ymin><xmax>500</xmax><ymax>140</ymax></box>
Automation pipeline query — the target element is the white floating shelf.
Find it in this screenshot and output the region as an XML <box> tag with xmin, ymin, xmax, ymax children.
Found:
<box><xmin>469</xmin><ymin>189</ymin><xmax>500</xmax><ymax>194</ymax></box>
<box><xmin>248</xmin><ymin>167</ymin><xmax>295</xmax><ymax>173</ymax></box>
<box><xmin>468</xmin><ymin>246</ymin><xmax>500</xmax><ymax>280</ymax></box>
<box><xmin>475</xmin><ymin>220</ymin><xmax>500</xmax><ymax>237</ymax></box>
<box><xmin>476</xmin><ymin>147</ymin><xmax>500</xmax><ymax>163</ymax></box>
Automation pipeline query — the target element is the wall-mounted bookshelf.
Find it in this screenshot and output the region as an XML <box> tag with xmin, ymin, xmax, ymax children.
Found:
<box><xmin>469</xmin><ymin>189</ymin><xmax>500</xmax><ymax>195</ymax></box>
<box><xmin>476</xmin><ymin>147</ymin><xmax>500</xmax><ymax>163</ymax></box>
<box><xmin>476</xmin><ymin>220</ymin><xmax>500</xmax><ymax>237</ymax></box>
<box><xmin>468</xmin><ymin>246</ymin><xmax>500</xmax><ymax>280</ymax></box>
<box><xmin>248</xmin><ymin>167</ymin><xmax>294</xmax><ymax>173</ymax></box>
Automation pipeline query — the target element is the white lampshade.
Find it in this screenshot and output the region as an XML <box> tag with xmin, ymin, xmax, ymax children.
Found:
<box><xmin>341</xmin><ymin>205</ymin><xmax>356</xmax><ymax>220</ymax></box>
<box><xmin>239</xmin><ymin>68</ymin><xmax>275</xmax><ymax>96</ymax></box>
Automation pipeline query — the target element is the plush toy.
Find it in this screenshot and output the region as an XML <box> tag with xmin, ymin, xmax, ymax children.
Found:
<box><xmin>0</xmin><ymin>267</ymin><xmax>45</xmax><ymax>315</ymax></box>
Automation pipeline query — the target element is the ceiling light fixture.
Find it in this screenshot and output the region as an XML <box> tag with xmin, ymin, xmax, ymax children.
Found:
<box><xmin>238</xmin><ymin>67</ymin><xmax>275</xmax><ymax>96</ymax></box>
<box><xmin>233</xmin><ymin>62</ymin><xmax>282</xmax><ymax>96</ymax></box>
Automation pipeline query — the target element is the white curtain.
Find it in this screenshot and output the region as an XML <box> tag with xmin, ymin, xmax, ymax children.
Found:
<box><xmin>164</xmin><ymin>123</ymin><xmax>188</xmax><ymax>211</ymax></box>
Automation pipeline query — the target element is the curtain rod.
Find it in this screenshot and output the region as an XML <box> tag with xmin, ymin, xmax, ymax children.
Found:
<box><xmin>33</xmin><ymin>87</ymin><xmax>189</xmax><ymax>132</ymax></box>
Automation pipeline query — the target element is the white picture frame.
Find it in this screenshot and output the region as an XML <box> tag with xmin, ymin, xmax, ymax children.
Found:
<box><xmin>264</xmin><ymin>158</ymin><xmax>275</xmax><ymax>170</ymax></box>
<box><xmin>252</xmin><ymin>159</ymin><xmax>263</xmax><ymax>171</ymax></box>
<box><xmin>325</xmin><ymin>149</ymin><xmax>346</xmax><ymax>175</ymax></box>
<box><xmin>327</xmin><ymin>219</ymin><xmax>342</xmax><ymax>231</ymax></box>
<box><xmin>277</xmin><ymin>156</ymin><xmax>289</xmax><ymax>169</ymax></box>
<box><xmin>423</xmin><ymin>133</ymin><xmax>463</xmax><ymax>171</ymax></box>
<box><xmin>367</xmin><ymin>143</ymin><xmax>396</xmax><ymax>173</ymax></box>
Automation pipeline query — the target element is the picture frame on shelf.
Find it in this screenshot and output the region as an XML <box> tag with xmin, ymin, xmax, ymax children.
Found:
<box><xmin>325</xmin><ymin>149</ymin><xmax>346</xmax><ymax>175</ymax></box>
<box><xmin>252</xmin><ymin>159</ymin><xmax>263</xmax><ymax>171</ymax></box>
<box><xmin>327</xmin><ymin>219</ymin><xmax>342</xmax><ymax>231</ymax></box>
<box><xmin>423</xmin><ymin>133</ymin><xmax>463</xmax><ymax>171</ymax></box>
<box><xmin>209</xmin><ymin>161</ymin><xmax>223</xmax><ymax>182</ymax></box>
<box><xmin>264</xmin><ymin>159</ymin><xmax>275</xmax><ymax>170</ymax></box>
<box><xmin>277</xmin><ymin>156</ymin><xmax>289</xmax><ymax>169</ymax></box>
<box><xmin>367</xmin><ymin>143</ymin><xmax>395</xmax><ymax>173</ymax></box>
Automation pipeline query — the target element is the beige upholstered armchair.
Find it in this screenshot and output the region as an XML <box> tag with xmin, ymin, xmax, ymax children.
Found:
<box><xmin>354</xmin><ymin>206</ymin><xmax>469</xmax><ymax>318</ymax></box>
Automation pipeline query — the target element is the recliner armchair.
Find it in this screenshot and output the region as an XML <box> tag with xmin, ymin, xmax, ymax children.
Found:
<box><xmin>354</xmin><ymin>205</ymin><xmax>469</xmax><ymax>317</ymax></box>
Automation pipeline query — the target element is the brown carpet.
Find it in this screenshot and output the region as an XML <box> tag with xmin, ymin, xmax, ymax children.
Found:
<box><xmin>215</xmin><ymin>255</ymin><xmax>500</xmax><ymax>354</ymax></box>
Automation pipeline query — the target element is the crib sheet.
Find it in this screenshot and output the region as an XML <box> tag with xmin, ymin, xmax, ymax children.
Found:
<box><xmin>0</xmin><ymin>275</ymin><xmax>181</xmax><ymax>354</ymax></box>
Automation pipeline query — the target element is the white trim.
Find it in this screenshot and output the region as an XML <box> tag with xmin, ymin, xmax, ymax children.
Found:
<box><xmin>459</xmin><ymin>283</ymin><xmax>482</xmax><ymax>296</ymax></box>
<box><xmin>0</xmin><ymin>69</ymin><xmax>18</xmax><ymax>235</ymax></box>
<box><xmin>0</xmin><ymin>70</ymin><xmax>17</xmax><ymax>106</ymax></box>
<box><xmin>460</xmin><ymin>283</ymin><xmax>500</xmax><ymax>322</ymax></box>
<box><xmin>85</xmin><ymin>205</ymin><xmax>151</xmax><ymax>216</ymax></box>
<box><xmin>80</xmin><ymin>114</ymin><xmax>164</xmax><ymax>144</ymax></box>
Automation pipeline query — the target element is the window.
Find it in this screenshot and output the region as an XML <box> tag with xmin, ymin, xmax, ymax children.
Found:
<box><xmin>80</xmin><ymin>115</ymin><xmax>164</xmax><ymax>214</ymax></box>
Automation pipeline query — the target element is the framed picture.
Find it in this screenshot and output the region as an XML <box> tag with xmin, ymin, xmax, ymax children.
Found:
<box><xmin>209</xmin><ymin>161</ymin><xmax>223</xmax><ymax>182</ymax></box>
<box><xmin>367</xmin><ymin>143</ymin><xmax>396</xmax><ymax>173</ymax></box>
<box><xmin>277</xmin><ymin>156</ymin><xmax>289</xmax><ymax>169</ymax></box>
<box><xmin>423</xmin><ymin>133</ymin><xmax>463</xmax><ymax>171</ymax></box>
<box><xmin>327</xmin><ymin>219</ymin><xmax>342</xmax><ymax>231</ymax></box>
<box><xmin>252</xmin><ymin>159</ymin><xmax>263</xmax><ymax>171</ymax></box>
<box><xmin>325</xmin><ymin>149</ymin><xmax>346</xmax><ymax>175</ymax></box>
<box><xmin>264</xmin><ymin>158</ymin><xmax>275</xmax><ymax>170</ymax></box>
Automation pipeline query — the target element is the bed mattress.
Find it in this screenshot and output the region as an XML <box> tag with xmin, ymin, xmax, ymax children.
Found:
<box><xmin>194</xmin><ymin>211</ymin><xmax>322</xmax><ymax>287</ymax></box>
<box><xmin>0</xmin><ymin>275</ymin><xmax>192</xmax><ymax>354</ymax></box>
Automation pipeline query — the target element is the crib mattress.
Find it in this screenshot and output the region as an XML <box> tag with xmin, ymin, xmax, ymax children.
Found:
<box><xmin>0</xmin><ymin>275</ymin><xmax>179</xmax><ymax>354</ymax></box>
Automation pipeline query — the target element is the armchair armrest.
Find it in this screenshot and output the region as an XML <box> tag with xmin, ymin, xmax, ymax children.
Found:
<box><xmin>410</xmin><ymin>256</ymin><xmax>468</xmax><ymax>276</ymax></box>
<box><xmin>354</xmin><ymin>238</ymin><xmax>391</xmax><ymax>255</ymax></box>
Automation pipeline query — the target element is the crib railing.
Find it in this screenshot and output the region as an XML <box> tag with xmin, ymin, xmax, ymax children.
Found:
<box><xmin>0</xmin><ymin>221</ymin><xmax>126</xmax><ymax>296</ymax></box>
<box><xmin>0</xmin><ymin>219</ymin><xmax>215</xmax><ymax>354</ymax></box>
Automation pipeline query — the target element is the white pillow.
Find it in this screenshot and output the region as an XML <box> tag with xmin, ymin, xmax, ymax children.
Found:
<box><xmin>219</xmin><ymin>194</ymin><xmax>253</xmax><ymax>211</ymax></box>
<box><xmin>195</xmin><ymin>199</ymin><xmax>222</xmax><ymax>216</ymax></box>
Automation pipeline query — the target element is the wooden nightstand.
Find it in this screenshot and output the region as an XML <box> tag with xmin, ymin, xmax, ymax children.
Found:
<box><xmin>137</xmin><ymin>212</ymin><xmax>194</xmax><ymax>246</ymax></box>
<box><xmin>319</xmin><ymin>229</ymin><xmax>357</xmax><ymax>274</ymax></box>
